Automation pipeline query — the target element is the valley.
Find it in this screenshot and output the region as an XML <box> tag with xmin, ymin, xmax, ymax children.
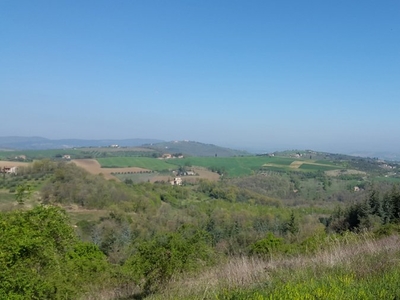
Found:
<box><xmin>1</xmin><ymin>141</ymin><xmax>400</xmax><ymax>299</ymax></box>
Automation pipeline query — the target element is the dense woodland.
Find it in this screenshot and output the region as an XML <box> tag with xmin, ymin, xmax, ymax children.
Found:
<box><xmin>1</xmin><ymin>158</ymin><xmax>400</xmax><ymax>299</ymax></box>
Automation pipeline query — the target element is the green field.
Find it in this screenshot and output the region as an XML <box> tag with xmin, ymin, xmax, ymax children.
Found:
<box><xmin>0</xmin><ymin>147</ymin><xmax>156</xmax><ymax>161</ymax></box>
<box><xmin>0</xmin><ymin>149</ymin><xmax>80</xmax><ymax>161</ymax></box>
<box><xmin>299</xmin><ymin>163</ymin><xmax>342</xmax><ymax>171</ymax></box>
<box><xmin>314</xmin><ymin>160</ymin><xmax>338</xmax><ymax>165</ymax></box>
<box><xmin>373</xmin><ymin>176</ymin><xmax>400</xmax><ymax>183</ymax></box>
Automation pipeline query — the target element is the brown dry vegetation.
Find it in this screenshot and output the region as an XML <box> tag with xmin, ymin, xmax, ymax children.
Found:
<box><xmin>145</xmin><ymin>233</ymin><xmax>400</xmax><ymax>300</ymax></box>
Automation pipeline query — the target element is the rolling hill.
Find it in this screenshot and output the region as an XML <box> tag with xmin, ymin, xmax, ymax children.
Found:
<box><xmin>143</xmin><ymin>140</ymin><xmax>249</xmax><ymax>157</ymax></box>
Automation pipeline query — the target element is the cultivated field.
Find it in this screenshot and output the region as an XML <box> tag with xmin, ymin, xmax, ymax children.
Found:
<box><xmin>115</xmin><ymin>166</ymin><xmax>220</xmax><ymax>184</ymax></box>
<box><xmin>97</xmin><ymin>156</ymin><xmax>344</xmax><ymax>178</ymax></box>
<box><xmin>72</xmin><ymin>159</ymin><xmax>150</xmax><ymax>180</ymax></box>
<box><xmin>74</xmin><ymin>159</ymin><xmax>221</xmax><ymax>183</ymax></box>
<box><xmin>263</xmin><ymin>159</ymin><xmax>342</xmax><ymax>173</ymax></box>
<box><xmin>150</xmin><ymin>167</ymin><xmax>220</xmax><ymax>183</ymax></box>
<box><xmin>78</xmin><ymin>147</ymin><xmax>153</xmax><ymax>152</ymax></box>
<box><xmin>325</xmin><ymin>169</ymin><xmax>367</xmax><ymax>176</ymax></box>
<box><xmin>167</xmin><ymin>156</ymin><xmax>284</xmax><ymax>177</ymax></box>
<box><xmin>97</xmin><ymin>157</ymin><xmax>174</xmax><ymax>171</ymax></box>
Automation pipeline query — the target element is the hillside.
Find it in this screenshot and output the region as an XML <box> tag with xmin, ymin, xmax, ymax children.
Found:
<box><xmin>143</xmin><ymin>140</ymin><xmax>249</xmax><ymax>157</ymax></box>
<box><xmin>1</xmin><ymin>158</ymin><xmax>400</xmax><ymax>299</ymax></box>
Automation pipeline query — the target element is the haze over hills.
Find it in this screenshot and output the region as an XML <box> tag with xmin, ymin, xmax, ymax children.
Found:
<box><xmin>0</xmin><ymin>137</ymin><xmax>250</xmax><ymax>158</ymax></box>
<box><xmin>1</xmin><ymin>136</ymin><xmax>400</xmax><ymax>161</ymax></box>
<box><xmin>0</xmin><ymin>136</ymin><xmax>163</xmax><ymax>150</ymax></box>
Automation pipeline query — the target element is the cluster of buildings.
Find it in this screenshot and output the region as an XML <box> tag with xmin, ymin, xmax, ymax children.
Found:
<box><xmin>170</xmin><ymin>177</ymin><xmax>182</xmax><ymax>186</ymax></box>
<box><xmin>1</xmin><ymin>166</ymin><xmax>18</xmax><ymax>175</ymax></box>
<box><xmin>160</xmin><ymin>153</ymin><xmax>184</xmax><ymax>159</ymax></box>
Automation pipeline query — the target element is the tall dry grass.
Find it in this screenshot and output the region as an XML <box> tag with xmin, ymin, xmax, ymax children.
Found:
<box><xmin>80</xmin><ymin>281</ymin><xmax>141</xmax><ymax>300</ymax></box>
<box><xmin>146</xmin><ymin>233</ymin><xmax>400</xmax><ymax>300</ymax></box>
<box><xmin>80</xmin><ymin>233</ymin><xmax>399</xmax><ymax>299</ymax></box>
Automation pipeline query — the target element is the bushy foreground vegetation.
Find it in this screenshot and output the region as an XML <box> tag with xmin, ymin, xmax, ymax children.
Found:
<box><xmin>1</xmin><ymin>160</ymin><xmax>400</xmax><ymax>299</ymax></box>
<box><xmin>0</xmin><ymin>206</ymin><xmax>112</xmax><ymax>299</ymax></box>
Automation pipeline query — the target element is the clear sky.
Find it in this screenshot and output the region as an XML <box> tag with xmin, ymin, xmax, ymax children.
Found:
<box><xmin>1</xmin><ymin>1</ymin><xmax>399</xmax><ymax>153</ymax></box>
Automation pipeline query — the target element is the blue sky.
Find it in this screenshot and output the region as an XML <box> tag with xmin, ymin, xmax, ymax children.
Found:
<box><xmin>1</xmin><ymin>1</ymin><xmax>399</xmax><ymax>153</ymax></box>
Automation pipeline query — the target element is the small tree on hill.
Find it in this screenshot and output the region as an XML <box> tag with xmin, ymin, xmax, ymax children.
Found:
<box><xmin>15</xmin><ymin>184</ymin><xmax>33</xmax><ymax>205</ymax></box>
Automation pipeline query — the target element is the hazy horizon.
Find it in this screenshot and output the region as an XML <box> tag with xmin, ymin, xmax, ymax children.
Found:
<box><xmin>2</xmin><ymin>1</ymin><xmax>399</xmax><ymax>154</ymax></box>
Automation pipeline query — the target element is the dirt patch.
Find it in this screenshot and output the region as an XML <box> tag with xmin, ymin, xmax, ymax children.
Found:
<box><xmin>0</xmin><ymin>161</ymin><xmax>31</xmax><ymax>168</ymax></box>
<box><xmin>71</xmin><ymin>159</ymin><xmax>150</xmax><ymax>180</ymax></box>
<box><xmin>192</xmin><ymin>167</ymin><xmax>220</xmax><ymax>181</ymax></box>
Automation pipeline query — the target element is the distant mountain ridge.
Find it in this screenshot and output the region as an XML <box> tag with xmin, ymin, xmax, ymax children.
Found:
<box><xmin>2</xmin><ymin>137</ymin><xmax>398</xmax><ymax>161</ymax></box>
<box><xmin>0</xmin><ymin>137</ymin><xmax>249</xmax><ymax>157</ymax></box>
<box><xmin>0</xmin><ymin>136</ymin><xmax>164</xmax><ymax>150</ymax></box>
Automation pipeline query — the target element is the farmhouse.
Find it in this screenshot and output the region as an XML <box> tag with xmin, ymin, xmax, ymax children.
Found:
<box><xmin>2</xmin><ymin>166</ymin><xmax>18</xmax><ymax>174</ymax></box>
<box><xmin>62</xmin><ymin>155</ymin><xmax>71</xmax><ymax>160</ymax></box>
<box><xmin>14</xmin><ymin>155</ymin><xmax>27</xmax><ymax>160</ymax></box>
<box><xmin>170</xmin><ymin>177</ymin><xmax>182</xmax><ymax>186</ymax></box>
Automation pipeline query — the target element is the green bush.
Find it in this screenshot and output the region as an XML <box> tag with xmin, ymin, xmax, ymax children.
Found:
<box><xmin>0</xmin><ymin>206</ymin><xmax>77</xmax><ymax>298</ymax></box>
<box><xmin>123</xmin><ymin>226</ymin><xmax>215</xmax><ymax>294</ymax></box>
<box><xmin>249</xmin><ymin>232</ymin><xmax>286</xmax><ymax>257</ymax></box>
<box><xmin>0</xmin><ymin>205</ymin><xmax>113</xmax><ymax>299</ymax></box>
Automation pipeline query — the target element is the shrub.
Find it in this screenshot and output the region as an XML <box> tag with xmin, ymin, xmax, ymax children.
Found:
<box><xmin>249</xmin><ymin>232</ymin><xmax>285</xmax><ymax>257</ymax></box>
<box><xmin>0</xmin><ymin>205</ymin><xmax>112</xmax><ymax>299</ymax></box>
<box><xmin>123</xmin><ymin>226</ymin><xmax>215</xmax><ymax>294</ymax></box>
